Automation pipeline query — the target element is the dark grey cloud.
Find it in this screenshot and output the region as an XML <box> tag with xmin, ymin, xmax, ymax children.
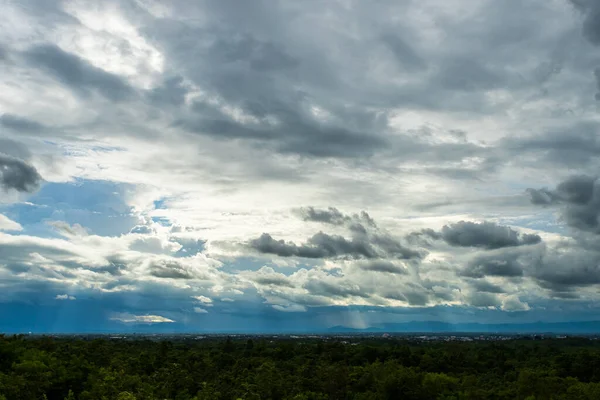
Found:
<box><xmin>147</xmin><ymin>76</ymin><xmax>189</xmax><ymax>107</ymax></box>
<box><xmin>556</xmin><ymin>175</ymin><xmax>596</xmax><ymax>204</ymax></box>
<box><xmin>0</xmin><ymin>153</ymin><xmax>42</xmax><ymax>192</ymax></box>
<box><xmin>406</xmin><ymin>228</ymin><xmax>442</xmax><ymax>245</ymax></box>
<box><xmin>249</xmin><ymin>233</ymin><xmax>318</xmax><ymax>258</ymax></box>
<box><xmin>208</xmin><ymin>34</ymin><xmax>299</xmax><ymax>71</ymax></box>
<box><xmin>526</xmin><ymin>188</ymin><xmax>557</xmax><ymax>205</ymax></box>
<box><xmin>253</xmin><ymin>275</ymin><xmax>295</xmax><ymax>288</ymax></box>
<box><xmin>435</xmin><ymin>58</ymin><xmax>505</xmax><ymax>92</ymax></box>
<box><xmin>148</xmin><ymin>260</ymin><xmax>196</xmax><ymax>280</ymax></box>
<box><xmin>0</xmin><ymin>138</ymin><xmax>32</xmax><ymax>160</ymax></box>
<box><xmin>569</xmin><ymin>0</ymin><xmax>600</xmax><ymax>45</ymax></box>
<box><xmin>531</xmin><ymin>246</ymin><xmax>600</xmax><ymax>291</ymax></box>
<box><xmin>249</xmin><ymin>232</ymin><xmax>369</xmax><ymax>259</ymax></box>
<box><xmin>303</xmin><ymin>279</ymin><xmax>367</xmax><ymax>299</ymax></box>
<box><xmin>141</xmin><ymin>11</ymin><xmax>505</xmax><ymax>166</ymax></box>
<box><xmin>528</xmin><ymin>175</ymin><xmax>600</xmax><ymax>233</ymax></box>
<box><xmin>296</xmin><ymin>206</ymin><xmax>349</xmax><ymax>225</ymax></box>
<box><xmin>466</xmin><ymin>292</ymin><xmax>501</xmax><ymax>308</ymax></box>
<box><xmin>95</xmin><ymin>262</ymin><xmax>127</xmax><ymax>277</ymax></box>
<box><xmin>505</xmin><ymin>123</ymin><xmax>600</xmax><ymax>168</ymax></box>
<box><xmin>402</xmin><ymin>290</ymin><xmax>430</xmax><ymax>306</ymax></box>
<box><xmin>452</xmin><ymin>225</ymin><xmax>600</xmax><ymax>295</ymax></box>
<box><xmin>568</xmin><ymin>0</ymin><xmax>600</xmax><ymax>99</ymax></box>
<box><xmin>308</xmin><ymin>231</ymin><xmax>378</xmax><ymax>258</ymax></box>
<box><xmin>357</xmin><ymin>260</ymin><xmax>408</xmax><ymax>274</ymax></box>
<box><xmin>595</xmin><ymin>67</ymin><xmax>600</xmax><ymax>101</ymax></box>
<box><xmin>249</xmin><ymin>229</ymin><xmax>420</xmax><ymax>260</ymax></box>
<box><xmin>249</xmin><ymin>206</ymin><xmax>420</xmax><ymax>260</ymax></box>
<box><xmin>0</xmin><ymin>114</ymin><xmax>45</xmax><ymax>133</ymax></box>
<box><xmin>22</xmin><ymin>44</ymin><xmax>135</xmax><ymax>102</ymax></box>
<box><xmin>469</xmin><ymin>280</ymin><xmax>507</xmax><ymax>294</ymax></box>
<box><xmin>380</xmin><ymin>33</ymin><xmax>426</xmax><ymax>71</ymax></box>
<box><xmin>369</xmin><ymin>233</ymin><xmax>422</xmax><ymax>259</ymax></box>
<box><xmin>295</xmin><ymin>207</ymin><xmax>377</xmax><ymax>234</ymax></box>
<box><xmin>145</xmin><ymin>20</ymin><xmax>389</xmax><ymax>159</ymax></box>
<box><xmin>178</xmin><ymin>105</ymin><xmax>388</xmax><ymax>158</ymax></box>
<box><xmin>439</xmin><ymin>221</ymin><xmax>541</xmax><ymax>249</ymax></box>
<box><xmin>461</xmin><ymin>252</ymin><xmax>525</xmax><ymax>278</ymax></box>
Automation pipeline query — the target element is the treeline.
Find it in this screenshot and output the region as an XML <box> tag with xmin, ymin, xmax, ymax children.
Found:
<box><xmin>2</xmin><ymin>335</ymin><xmax>600</xmax><ymax>399</ymax></box>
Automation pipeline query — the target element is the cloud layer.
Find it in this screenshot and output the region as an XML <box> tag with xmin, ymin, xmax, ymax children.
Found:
<box><xmin>0</xmin><ymin>0</ymin><xmax>600</xmax><ymax>330</ymax></box>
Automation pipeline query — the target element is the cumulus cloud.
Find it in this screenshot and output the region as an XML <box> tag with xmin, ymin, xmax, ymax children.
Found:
<box><xmin>193</xmin><ymin>307</ymin><xmax>208</xmax><ymax>314</ymax></box>
<box><xmin>248</xmin><ymin>207</ymin><xmax>420</xmax><ymax>260</ymax></box>
<box><xmin>192</xmin><ymin>295</ymin><xmax>213</xmax><ymax>304</ymax></box>
<box><xmin>501</xmin><ymin>295</ymin><xmax>530</xmax><ymax>312</ymax></box>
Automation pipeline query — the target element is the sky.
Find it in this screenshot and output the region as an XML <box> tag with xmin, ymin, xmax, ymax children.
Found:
<box><xmin>2</xmin><ymin>0</ymin><xmax>600</xmax><ymax>333</ymax></box>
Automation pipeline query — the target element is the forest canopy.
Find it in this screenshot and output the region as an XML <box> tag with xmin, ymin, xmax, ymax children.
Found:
<box><xmin>2</xmin><ymin>335</ymin><xmax>600</xmax><ymax>399</ymax></box>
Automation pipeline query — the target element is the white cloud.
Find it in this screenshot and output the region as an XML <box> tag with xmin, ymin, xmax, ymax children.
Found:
<box><xmin>55</xmin><ymin>294</ymin><xmax>76</xmax><ymax>300</ymax></box>
<box><xmin>110</xmin><ymin>313</ymin><xmax>175</xmax><ymax>323</ymax></box>
<box><xmin>220</xmin><ymin>297</ymin><xmax>235</xmax><ymax>302</ymax></box>
<box><xmin>193</xmin><ymin>307</ymin><xmax>208</xmax><ymax>314</ymax></box>
<box><xmin>272</xmin><ymin>304</ymin><xmax>307</xmax><ymax>312</ymax></box>
<box><xmin>502</xmin><ymin>295</ymin><xmax>531</xmax><ymax>312</ymax></box>
<box><xmin>192</xmin><ymin>295</ymin><xmax>213</xmax><ymax>304</ymax></box>
<box><xmin>0</xmin><ymin>214</ymin><xmax>22</xmax><ymax>231</ymax></box>
<box><xmin>48</xmin><ymin>221</ymin><xmax>88</xmax><ymax>237</ymax></box>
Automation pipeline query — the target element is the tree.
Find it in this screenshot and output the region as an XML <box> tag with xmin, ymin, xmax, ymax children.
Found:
<box><xmin>64</xmin><ymin>389</ymin><xmax>76</xmax><ymax>400</ymax></box>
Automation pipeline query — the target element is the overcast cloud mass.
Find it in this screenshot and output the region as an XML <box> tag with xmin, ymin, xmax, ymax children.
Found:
<box><xmin>2</xmin><ymin>0</ymin><xmax>600</xmax><ymax>332</ymax></box>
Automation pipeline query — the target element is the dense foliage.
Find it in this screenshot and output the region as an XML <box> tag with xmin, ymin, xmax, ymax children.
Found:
<box><xmin>2</xmin><ymin>335</ymin><xmax>600</xmax><ymax>399</ymax></box>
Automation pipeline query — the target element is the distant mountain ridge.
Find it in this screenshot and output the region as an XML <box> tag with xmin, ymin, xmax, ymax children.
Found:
<box><xmin>326</xmin><ymin>321</ymin><xmax>600</xmax><ymax>334</ymax></box>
